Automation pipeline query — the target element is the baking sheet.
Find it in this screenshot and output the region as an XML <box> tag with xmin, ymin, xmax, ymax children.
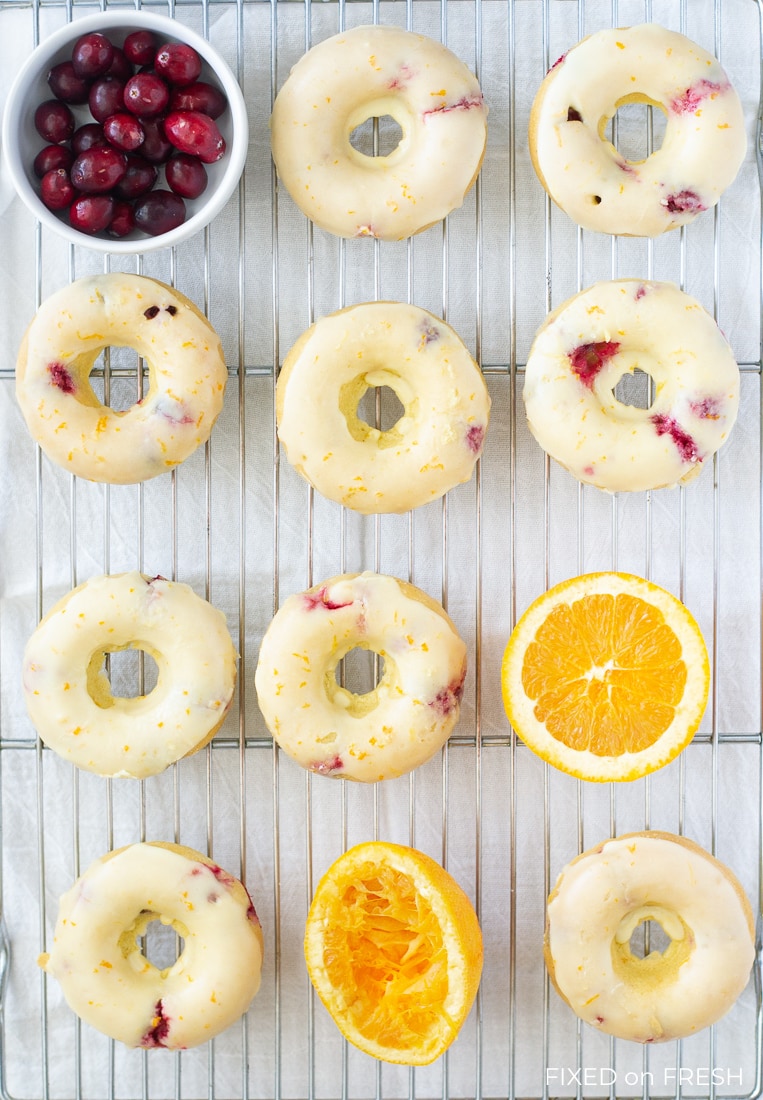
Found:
<box><xmin>0</xmin><ymin>0</ymin><xmax>761</xmax><ymax>1097</ymax></box>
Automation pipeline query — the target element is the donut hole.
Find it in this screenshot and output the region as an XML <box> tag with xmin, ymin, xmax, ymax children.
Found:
<box><xmin>87</xmin><ymin>645</ymin><xmax>161</xmax><ymax>706</ymax></box>
<box><xmin>604</xmin><ymin>99</ymin><xmax>667</xmax><ymax>164</ymax></box>
<box><xmin>142</xmin><ymin>917</ymin><xmax>185</xmax><ymax>971</ymax></box>
<box><xmin>340</xmin><ymin>373</ymin><xmax>412</xmax><ymax>447</ymax></box>
<box><xmin>334</xmin><ymin>646</ymin><xmax>384</xmax><ymax>711</ymax></box>
<box><xmin>627</xmin><ymin>919</ymin><xmax>672</xmax><ymax>959</ymax></box>
<box><xmin>612</xmin><ymin>905</ymin><xmax>691</xmax><ymax>986</ymax></box>
<box><xmin>80</xmin><ymin>345</ymin><xmax>145</xmax><ymax>412</ymax></box>
<box><xmin>357</xmin><ymin>385</ymin><xmax>407</xmax><ymax>433</ymax></box>
<box><xmin>613</xmin><ymin>367</ymin><xmax>655</xmax><ymax>410</ymax></box>
<box><xmin>349</xmin><ymin>114</ymin><xmax>404</xmax><ymax>158</ymax></box>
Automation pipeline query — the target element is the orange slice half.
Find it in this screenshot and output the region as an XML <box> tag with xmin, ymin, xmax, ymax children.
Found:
<box><xmin>501</xmin><ymin>572</ymin><xmax>709</xmax><ymax>782</ymax></box>
<box><xmin>304</xmin><ymin>841</ymin><xmax>483</xmax><ymax>1065</ymax></box>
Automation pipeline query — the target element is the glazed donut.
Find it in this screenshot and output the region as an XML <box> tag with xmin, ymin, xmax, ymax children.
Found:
<box><xmin>38</xmin><ymin>842</ymin><xmax>263</xmax><ymax>1049</ymax></box>
<box><xmin>22</xmin><ymin>571</ymin><xmax>237</xmax><ymax>779</ymax></box>
<box><xmin>529</xmin><ymin>24</ymin><xmax>746</xmax><ymax>236</ymax></box>
<box><xmin>270</xmin><ymin>25</ymin><xmax>488</xmax><ymax>240</ymax></box>
<box><xmin>15</xmin><ymin>273</ymin><xmax>228</xmax><ymax>483</ymax></box>
<box><xmin>254</xmin><ymin>572</ymin><xmax>467</xmax><ymax>782</ymax></box>
<box><xmin>545</xmin><ymin>831</ymin><xmax>755</xmax><ymax>1043</ymax></box>
<box><xmin>523</xmin><ymin>279</ymin><xmax>740</xmax><ymax>492</ymax></box>
<box><xmin>277</xmin><ymin>302</ymin><xmax>490</xmax><ymax>513</ymax></box>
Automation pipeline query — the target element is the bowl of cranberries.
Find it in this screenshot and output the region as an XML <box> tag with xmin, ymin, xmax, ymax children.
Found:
<box><xmin>1</xmin><ymin>10</ymin><xmax>248</xmax><ymax>252</ymax></box>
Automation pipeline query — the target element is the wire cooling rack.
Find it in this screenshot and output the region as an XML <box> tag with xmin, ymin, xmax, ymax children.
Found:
<box><xmin>0</xmin><ymin>0</ymin><xmax>762</xmax><ymax>1097</ymax></box>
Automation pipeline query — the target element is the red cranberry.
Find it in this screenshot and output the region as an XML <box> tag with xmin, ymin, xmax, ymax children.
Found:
<box><xmin>154</xmin><ymin>42</ymin><xmax>202</xmax><ymax>87</ymax></box>
<box><xmin>137</xmin><ymin>116</ymin><xmax>173</xmax><ymax>163</ymax></box>
<box><xmin>34</xmin><ymin>100</ymin><xmax>75</xmax><ymax>144</ymax></box>
<box><xmin>89</xmin><ymin>76</ymin><xmax>126</xmax><ymax>123</ymax></box>
<box><xmin>166</xmin><ymin>153</ymin><xmax>208</xmax><ymax>199</ymax></box>
<box><xmin>123</xmin><ymin>72</ymin><xmax>170</xmax><ymax>118</ymax></box>
<box><xmin>47</xmin><ymin>61</ymin><xmax>91</xmax><ymax>104</ymax></box>
<box><xmin>106</xmin><ymin>47</ymin><xmax>133</xmax><ymax>81</ymax></box>
<box><xmin>103</xmin><ymin>113</ymin><xmax>145</xmax><ymax>152</ymax></box>
<box><xmin>72</xmin><ymin>123</ymin><xmax>109</xmax><ymax>154</ymax></box>
<box><xmin>114</xmin><ymin>154</ymin><xmax>158</xmax><ymax>199</ymax></box>
<box><xmin>71</xmin><ymin>147</ymin><xmax>127</xmax><ymax>193</ymax></box>
<box><xmin>123</xmin><ymin>30</ymin><xmax>158</xmax><ymax>67</ymax></box>
<box><xmin>71</xmin><ymin>32</ymin><xmax>115</xmax><ymax>79</ymax></box>
<box><xmin>33</xmin><ymin>144</ymin><xmax>74</xmax><ymax>178</ymax></box>
<box><xmin>69</xmin><ymin>194</ymin><xmax>114</xmax><ymax>233</ymax></box>
<box><xmin>163</xmin><ymin>111</ymin><xmax>225</xmax><ymax>163</ymax></box>
<box><xmin>133</xmin><ymin>190</ymin><xmax>186</xmax><ymax>235</ymax></box>
<box><xmin>169</xmin><ymin>81</ymin><xmax>227</xmax><ymax>120</ymax></box>
<box><xmin>40</xmin><ymin>168</ymin><xmax>77</xmax><ymax>211</ymax></box>
<box><xmin>108</xmin><ymin>200</ymin><xmax>136</xmax><ymax>237</ymax></box>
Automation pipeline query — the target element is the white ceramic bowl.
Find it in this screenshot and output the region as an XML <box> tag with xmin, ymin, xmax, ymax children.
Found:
<box><xmin>1</xmin><ymin>10</ymin><xmax>248</xmax><ymax>253</ymax></box>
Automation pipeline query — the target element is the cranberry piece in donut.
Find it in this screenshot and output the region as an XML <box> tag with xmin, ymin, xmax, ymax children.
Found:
<box><xmin>140</xmin><ymin>1001</ymin><xmax>171</xmax><ymax>1049</ymax></box>
<box><xmin>309</xmin><ymin>755</ymin><xmax>344</xmax><ymax>776</ymax></box>
<box><xmin>303</xmin><ymin>585</ymin><xmax>354</xmax><ymax>612</ymax></box>
<box><xmin>662</xmin><ymin>190</ymin><xmax>706</xmax><ymax>215</ymax></box>
<box><xmin>568</xmin><ymin>341</ymin><xmax>620</xmax><ymax>388</ymax></box>
<box><xmin>651</xmin><ymin>414</ymin><xmax>702</xmax><ymax>463</ymax></box>
<box><xmin>47</xmin><ymin>362</ymin><xmax>76</xmax><ymax>393</ymax></box>
<box><xmin>430</xmin><ymin>669</ymin><xmax>467</xmax><ymax>717</ymax></box>
<box><xmin>466</xmin><ymin>424</ymin><xmax>486</xmax><ymax>455</ymax></box>
<box><xmin>669</xmin><ymin>78</ymin><xmax>726</xmax><ymax>115</ymax></box>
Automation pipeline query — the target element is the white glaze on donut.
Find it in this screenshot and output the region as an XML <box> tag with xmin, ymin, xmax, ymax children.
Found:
<box><xmin>38</xmin><ymin>842</ymin><xmax>263</xmax><ymax>1049</ymax></box>
<box><xmin>523</xmin><ymin>280</ymin><xmax>740</xmax><ymax>492</ymax></box>
<box><xmin>22</xmin><ymin>571</ymin><xmax>237</xmax><ymax>779</ymax></box>
<box><xmin>270</xmin><ymin>25</ymin><xmax>488</xmax><ymax>240</ymax></box>
<box><xmin>276</xmin><ymin>302</ymin><xmax>490</xmax><ymax>514</ymax></box>
<box><xmin>545</xmin><ymin>832</ymin><xmax>755</xmax><ymax>1043</ymax></box>
<box><xmin>529</xmin><ymin>24</ymin><xmax>746</xmax><ymax>236</ymax></box>
<box><xmin>254</xmin><ymin>572</ymin><xmax>467</xmax><ymax>782</ymax></box>
<box><xmin>16</xmin><ymin>274</ymin><xmax>228</xmax><ymax>483</ymax></box>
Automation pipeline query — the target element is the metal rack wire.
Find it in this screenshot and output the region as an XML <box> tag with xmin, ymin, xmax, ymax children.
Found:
<box><xmin>0</xmin><ymin>0</ymin><xmax>761</xmax><ymax>1097</ymax></box>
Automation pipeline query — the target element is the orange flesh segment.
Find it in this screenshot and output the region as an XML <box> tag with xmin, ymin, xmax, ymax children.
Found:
<box><xmin>321</xmin><ymin>864</ymin><xmax>449</xmax><ymax>1050</ymax></box>
<box><xmin>521</xmin><ymin>593</ymin><xmax>687</xmax><ymax>756</ymax></box>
